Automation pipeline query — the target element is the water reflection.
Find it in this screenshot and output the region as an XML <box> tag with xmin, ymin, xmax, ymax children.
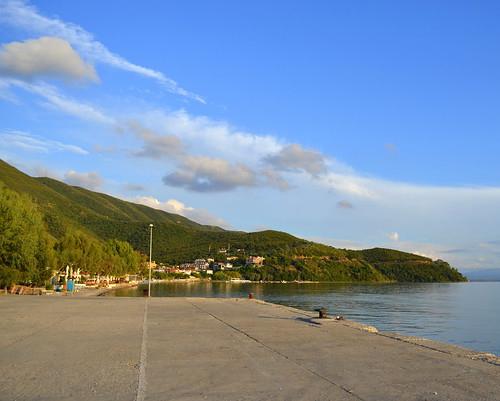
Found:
<box><xmin>113</xmin><ymin>281</ymin><xmax>500</xmax><ymax>355</ymax></box>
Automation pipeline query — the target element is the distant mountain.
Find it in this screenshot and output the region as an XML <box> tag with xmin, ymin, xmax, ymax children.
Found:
<box><xmin>463</xmin><ymin>269</ymin><xmax>500</xmax><ymax>282</ymax></box>
<box><xmin>0</xmin><ymin>159</ymin><xmax>466</xmax><ymax>282</ymax></box>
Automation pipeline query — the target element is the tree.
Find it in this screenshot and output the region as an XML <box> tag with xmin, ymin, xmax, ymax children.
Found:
<box><xmin>0</xmin><ymin>184</ymin><xmax>55</xmax><ymax>287</ymax></box>
<box><xmin>56</xmin><ymin>230</ymin><xmax>103</xmax><ymax>273</ymax></box>
<box><xmin>101</xmin><ymin>239</ymin><xmax>142</xmax><ymax>276</ymax></box>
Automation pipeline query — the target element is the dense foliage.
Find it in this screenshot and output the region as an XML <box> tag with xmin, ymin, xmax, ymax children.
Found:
<box><xmin>0</xmin><ymin>160</ymin><xmax>467</xmax><ymax>284</ymax></box>
<box><xmin>0</xmin><ymin>183</ymin><xmax>55</xmax><ymax>287</ymax></box>
<box><xmin>0</xmin><ymin>183</ymin><xmax>144</xmax><ymax>288</ymax></box>
<box><xmin>238</xmin><ymin>255</ymin><xmax>387</xmax><ymax>282</ymax></box>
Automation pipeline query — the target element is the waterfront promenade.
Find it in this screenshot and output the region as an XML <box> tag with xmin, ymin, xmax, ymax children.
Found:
<box><xmin>0</xmin><ymin>296</ymin><xmax>499</xmax><ymax>401</ymax></box>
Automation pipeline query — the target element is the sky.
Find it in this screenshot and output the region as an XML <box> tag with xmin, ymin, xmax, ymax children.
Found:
<box><xmin>0</xmin><ymin>0</ymin><xmax>499</xmax><ymax>271</ymax></box>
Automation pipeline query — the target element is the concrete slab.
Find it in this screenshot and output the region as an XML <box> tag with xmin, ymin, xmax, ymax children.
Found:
<box><xmin>0</xmin><ymin>296</ymin><xmax>499</xmax><ymax>401</ymax></box>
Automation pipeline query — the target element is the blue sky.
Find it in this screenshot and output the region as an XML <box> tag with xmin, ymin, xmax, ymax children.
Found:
<box><xmin>0</xmin><ymin>0</ymin><xmax>499</xmax><ymax>270</ymax></box>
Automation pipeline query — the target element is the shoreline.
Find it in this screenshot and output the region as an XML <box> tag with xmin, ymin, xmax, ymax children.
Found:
<box><xmin>104</xmin><ymin>280</ymin><xmax>499</xmax><ymax>358</ymax></box>
<box><xmin>255</xmin><ymin>298</ymin><xmax>500</xmax><ymax>364</ymax></box>
<box><xmin>3</xmin><ymin>290</ymin><xmax>499</xmax><ymax>363</ymax></box>
<box><xmin>10</xmin><ymin>281</ymin><xmax>498</xmax><ymax>359</ymax></box>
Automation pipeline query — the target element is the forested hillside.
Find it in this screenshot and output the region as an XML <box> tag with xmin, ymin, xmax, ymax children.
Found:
<box><xmin>0</xmin><ymin>160</ymin><xmax>466</xmax><ymax>284</ymax></box>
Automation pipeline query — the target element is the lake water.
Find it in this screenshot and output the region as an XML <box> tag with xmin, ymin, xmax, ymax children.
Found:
<box><xmin>113</xmin><ymin>281</ymin><xmax>500</xmax><ymax>355</ymax></box>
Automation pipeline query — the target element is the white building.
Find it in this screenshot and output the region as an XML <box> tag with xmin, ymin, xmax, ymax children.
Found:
<box><xmin>246</xmin><ymin>256</ymin><xmax>265</xmax><ymax>266</ymax></box>
<box><xmin>194</xmin><ymin>259</ymin><xmax>210</xmax><ymax>271</ymax></box>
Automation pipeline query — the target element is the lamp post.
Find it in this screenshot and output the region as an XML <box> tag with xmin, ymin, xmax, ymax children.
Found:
<box><xmin>148</xmin><ymin>223</ymin><xmax>154</xmax><ymax>297</ymax></box>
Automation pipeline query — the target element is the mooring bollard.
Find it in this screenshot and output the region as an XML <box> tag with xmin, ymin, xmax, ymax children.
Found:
<box><xmin>315</xmin><ymin>307</ymin><xmax>328</xmax><ymax>319</ymax></box>
<box><xmin>248</xmin><ymin>293</ymin><xmax>254</xmax><ymax>299</ymax></box>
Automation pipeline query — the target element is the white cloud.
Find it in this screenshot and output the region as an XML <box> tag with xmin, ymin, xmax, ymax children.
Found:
<box><xmin>141</xmin><ymin>109</ymin><xmax>283</xmax><ymax>163</ymax></box>
<box><xmin>132</xmin><ymin>110</ymin><xmax>368</xmax><ymax>194</ymax></box>
<box><xmin>264</xmin><ymin>143</ymin><xmax>327</xmax><ymax>176</ymax></box>
<box><xmin>1</xmin><ymin>78</ymin><xmax>114</xmax><ymax>124</ymax></box>
<box><xmin>0</xmin><ymin>0</ymin><xmax>204</xmax><ymax>102</ymax></box>
<box><xmin>0</xmin><ymin>36</ymin><xmax>97</xmax><ymax>82</ymax></box>
<box><xmin>128</xmin><ymin>120</ymin><xmax>184</xmax><ymax>159</ymax></box>
<box><xmin>134</xmin><ymin>196</ymin><xmax>229</xmax><ymax>228</ymax></box>
<box><xmin>163</xmin><ymin>155</ymin><xmax>256</xmax><ymax>192</ymax></box>
<box><xmin>126</xmin><ymin>113</ymin><xmax>294</xmax><ymax>192</ymax></box>
<box><xmin>261</xmin><ymin>168</ymin><xmax>290</xmax><ymax>191</ymax></box>
<box><xmin>130</xmin><ymin>109</ymin><xmax>295</xmax><ymax>192</ymax></box>
<box><xmin>0</xmin><ymin>77</ymin><xmax>19</xmax><ymax>102</ymax></box>
<box><xmin>320</xmin><ymin>172</ymin><xmax>378</xmax><ymax>199</ymax></box>
<box><xmin>64</xmin><ymin>170</ymin><xmax>102</xmax><ymax>190</ymax></box>
<box><xmin>0</xmin><ymin>130</ymin><xmax>88</xmax><ymax>154</ymax></box>
<box><xmin>388</xmin><ymin>232</ymin><xmax>400</xmax><ymax>241</ymax></box>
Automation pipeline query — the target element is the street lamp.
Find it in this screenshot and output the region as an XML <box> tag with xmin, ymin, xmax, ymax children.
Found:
<box><xmin>148</xmin><ymin>223</ymin><xmax>154</xmax><ymax>297</ymax></box>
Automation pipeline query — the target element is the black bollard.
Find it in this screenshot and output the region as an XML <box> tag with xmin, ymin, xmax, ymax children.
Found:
<box><xmin>315</xmin><ymin>307</ymin><xmax>328</xmax><ymax>319</ymax></box>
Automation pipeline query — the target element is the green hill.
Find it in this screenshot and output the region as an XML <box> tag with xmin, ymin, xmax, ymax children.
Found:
<box><xmin>0</xmin><ymin>159</ymin><xmax>466</xmax><ymax>283</ymax></box>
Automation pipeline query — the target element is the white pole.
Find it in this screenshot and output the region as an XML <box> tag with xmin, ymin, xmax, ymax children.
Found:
<box><xmin>148</xmin><ymin>224</ymin><xmax>153</xmax><ymax>297</ymax></box>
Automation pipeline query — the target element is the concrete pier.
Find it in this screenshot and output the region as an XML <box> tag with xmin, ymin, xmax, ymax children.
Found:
<box><xmin>0</xmin><ymin>296</ymin><xmax>499</xmax><ymax>401</ymax></box>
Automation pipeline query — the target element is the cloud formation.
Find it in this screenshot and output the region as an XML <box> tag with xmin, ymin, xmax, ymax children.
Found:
<box><xmin>0</xmin><ymin>36</ymin><xmax>97</xmax><ymax>82</ymax></box>
<box><xmin>134</xmin><ymin>196</ymin><xmax>229</xmax><ymax>228</ymax></box>
<box><xmin>64</xmin><ymin>170</ymin><xmax>102</xmax><ymax>190</ymax></box>
<box><xmin>261</xmin><ymin>168</ymin><xmax>290</xmax><ymax>191</ymax></box>
<box><xmin>128</xmin><ymin>121</ymin><xmax>184</xmax><ymax>159</ymax></box>
<box><xmin>163</xmin><ymin>156</ymin><xmax>256</xmax><ymax>192</ymax></box>
<box><xmin>264</xmin><ymin>144</ymin><xmax>327</xmax><ymax>176</ymax></box>
<box><xmin>141</xmin><ymin>109</ymin><xmax>282</xmax><ymax>162</ymax></box>
<box><xmin>1</xmin><ymin>79</ymin><xmax>114</xmax><ymax>124</ymax></box>
<box><xmin>0</xmin><ymin>130</ymin><xmax>88</xmax><ymax>154</ymax></box>
<box><xmin>320</xmin><ymin>172</ymin><xmax>377</xmax><ymax>199</ymax></box>
<box><xmin>0</xmin><ymin>0</ymin><xmax>204</xmax><ymax>102</ymax></box>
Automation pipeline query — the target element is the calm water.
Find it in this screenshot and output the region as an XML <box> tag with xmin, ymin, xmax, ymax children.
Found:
<box><xmin>114</xmin><ymin>281</ymin><xmax>500</xmax><ymax>355</ymax></box>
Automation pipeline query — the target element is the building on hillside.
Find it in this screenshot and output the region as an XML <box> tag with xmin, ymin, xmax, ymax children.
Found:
<box><xmin>164</xmin><ymin>266</ymin><xmax>178</xmax><ymax>274</ymax></box>
<box><xmin>246</xmin><ymin>256</ymin><xmax>265</xmax><ymax>266</ymax></box>
<box><xmin>194</xmin><ymin>259</ymin><xmax>209</xmax><ymax>271</ymax></box>
<box><xmin>179</xmin><ymin>263</ymin><xmax>196</xmax><ymax>273</ymax></box>
<box><xmin>212</xmin><ymin>262</ymin><xmax>224</xmax><ymax>272</ymax></box>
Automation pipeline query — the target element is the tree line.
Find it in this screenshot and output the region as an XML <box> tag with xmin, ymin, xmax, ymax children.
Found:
<box><xmin>0</xmin><ymin>184</ymin><xmax>145</xmax><ymax>288</ymax></box>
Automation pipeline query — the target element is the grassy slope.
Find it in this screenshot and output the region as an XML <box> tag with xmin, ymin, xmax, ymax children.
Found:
<box><xmin>0</xmin><ymin>160</ymin><xmax>466</xmax><ymax>282</ymax></box>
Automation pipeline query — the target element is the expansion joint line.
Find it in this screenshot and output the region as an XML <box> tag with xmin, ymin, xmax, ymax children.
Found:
<box><xmin>135</xmin><ymin>298</ymin><xmax>149</xmax><ymax>401</ymax></box>
<box><xmin>186</xmin><ymin>300</ymin><xmax>366</xmax><ymax>401</ymax></box>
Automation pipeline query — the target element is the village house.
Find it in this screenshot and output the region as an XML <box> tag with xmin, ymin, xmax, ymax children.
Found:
<box><xmin>179</xmin><ymin>263</ymin><xmax>197</xmax><ymax>274</ymax></box>
<box><xmin>194</xmin><ymin>259</ymin><xmax>210</xmax><ymax>271</ymax></box>
<box><xmin>246</xmin><ymin>256</ymin><xmax>265</xmax><ymax>266</ymax></box>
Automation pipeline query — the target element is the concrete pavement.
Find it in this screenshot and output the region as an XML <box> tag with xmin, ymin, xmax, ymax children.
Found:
<box><xmin>0</xmin><ymin>296</ymin><xmax>499</xmax><ymax>401</ymax></box>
